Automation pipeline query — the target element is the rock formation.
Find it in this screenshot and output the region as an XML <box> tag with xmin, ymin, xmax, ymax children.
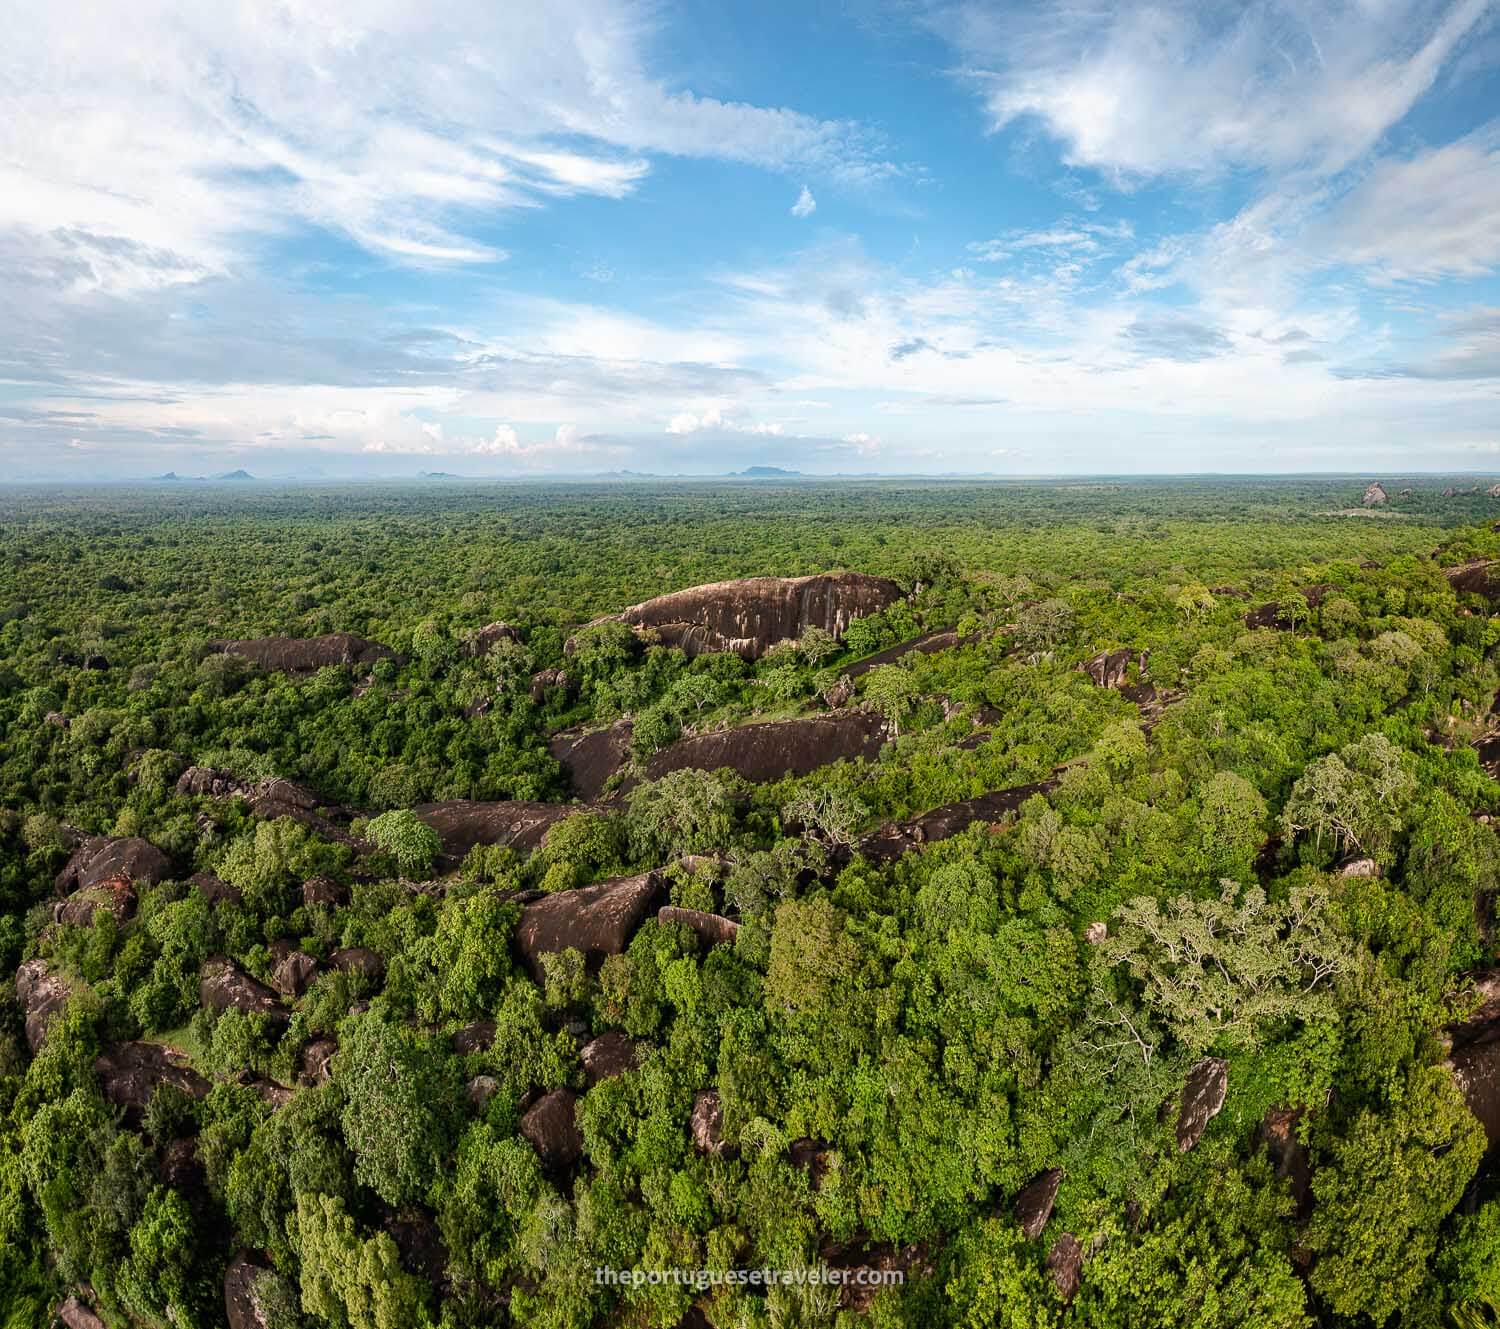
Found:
<box><xmin>452</xmin><ymin>1020</ymin><xmax>497</xmax><ymax>1055</ymax></box>
<box><xmin>644</xmin><ymin>710</ymin><xmax>887</xmax><ymax>785</ymax></box>
<box><xmin>57</xmin><ymin>1297</ymin><xmax>107</xmax><ymax>1329</ymax></box>
<box><xmin>207</xmin><ymin>633</ymin><xmax>394</xmax><ymax>674</ymax></box>
<box><xmin>516</xmin><ymin>872</ymin><xmax>662</xmax><ymax>978</ymax></box>
<box><xmin>224</xmin><ymin>1252</ymin><xmax>276</xmax><ymax>1329</ymax></box>
<box><xmin>1014</xmin><ymin>1168</ymin><xmax>1062</xmax><ymax>1239</ymax></box>
<box><xmin>690</xmin><ymin>1089</ymin><xmax>729</xmax><ymax>1156</ymax></box>
<box><xmin>530</xmin><ymin>668</ymin><xmax>575</xmax><ymax>704</ymax></box>
<box><xmin>464</xmin><ymin>622</ymin><xmax>518</xmax><ymax>657</ymax></box>
<box><xmin>55</xmin><ymin>835</ymin><xmax>170</xmax><ymax>895</ymax></box>
<box><xmin>1079</xmin><ymin>647</ymin><xmax>1148</xmax><ymax>689</ymax></box>
<box><xmin>94</xmin><ymin>1041</ymin><xmax>209</xmax><ymax>1115</ymax></box>
<box><xmin>54</xmin><ymin>871</ymin><xmax>136</xmax><ymax>927</ymax></box>
<box><xmin>613</xmin><ymin>572</ymin><xmax>904</xmax><ymax>660</ymax></box>
<box><xmin>657</xmin><ymin>906</ymin><xmax>739</xmax><ymax>947</ymax></box>
<box><xmin>1176</xmin><ymin>1057</ymin><xmax>1229</xmax><ymax>1151</ymax></box>
<box><xmin>1047</xmin><ymin>1233</ymin><xmax>1085</xmax><ymax>1302</ymax></box>
<box><xmin>16</xmin><ymin>959</ymin><xmax>72</xmax><ymax>1052</ymax></box>
<box><xmin>1446</xmin><ymin>559</ymin><xmax>1500</xmax><ymax>601</ymax></box>
<box><xmin>330</xmin><ymin>947</ymin><xmax>385</xmax><ymax>981</ymax></box>
<box><xmin>1256</xmin><ymin>1107</ymin><xmax>1311</xmax><ymax>1212</ymax></box>
<box><xmin>580</xmin><ymin>1031</ymin><xmax>638</xmax><ymax>1086</ymax></box>
<box><xmin>1446</xmin><ymin>970</ymin><xmax>1500</xmax><ymax>1148</ymax></box>
<box><xmin>300</xmin><ymin>1038</ymin><xmax>338</xmax><ymax>1086</ymax></box>
<box><xmin>855</xmin><ymin>778</ymin><xmax>1060</xmax><ymax>864</ymax></box>
<box><xmin>519</xmin><ymin>1088</ymin><xmax>584</xmax><ymax>1168</ymax></box>
<box><xmin>548</xmin><ymin>721</ymin><xmax>634</xmax><ymax>801</ymax></box>
<box><xmin>271</xmin><ymin>950</ymin><xmax>318</xmax><ymax>997</ymax></box>
<box><xmin>191</xmin><ymin>871</ymin><xmax>243</xmax><ymax>907</ymax></box>
<box><xmin>844</xmin><ymin>629</ymin><xmax>967</xmax><ymax>680</ymax></box>
<box><xmin>1243</xmin><ymin>583</ymin><xmax>1335</xmax><ymax>630</ymax></box>
<box><xmin>199</xmin><ymin>957</ymin><xmax>288</xmax><ymax>1025</ymax></box>
<box><xmin>1361</xmin><ymin>482</ymin><xmax>1388</xmax><ymax>507</ymax></box>
<box><xmin>414</xmin><ymin>800</ymin><xmax>581</xmax><ymax>858</ymax></box>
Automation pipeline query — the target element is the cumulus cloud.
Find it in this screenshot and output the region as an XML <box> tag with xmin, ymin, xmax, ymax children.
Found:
<box><xmin>666</xmin><ymin>407</ymin><xmax>786</xmax><ymax>436</ymax></box>
<box><xmin>791</xmin><ymin>186</ymin><xmax>817</xmax><ymax>217</ymax></box>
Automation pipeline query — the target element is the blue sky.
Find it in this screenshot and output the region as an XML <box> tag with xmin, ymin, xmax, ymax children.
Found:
<box><xmin>4</xmin><ymin>0</ymin><xmax>1500</xmax><ymax>478</ymax></box>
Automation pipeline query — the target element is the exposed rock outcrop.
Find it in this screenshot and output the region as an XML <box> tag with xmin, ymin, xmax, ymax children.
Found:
<box><xmin>1079</xmin><ymin>648</ymin><xmax>1147</xmax><ymax>689</ymax></box>
<box><xmin>520</xmin><ymin>1088</ymin><xmax>584</xmax><ymax>1168</ymax></box>
<box><xmin>302</xmin><ymin>876</ymin><xmax>346</xmax><ymax>909</ymax></box>
<box><xmin>330</xmin><ymin>947</ymin><xmax>385</xmax><ymax>981</ymax></box>
<box><xmin>55</xmin><ymin>835</ymin><xmax>170</xmax><ymax>895</ymax></box>
<box><xmin>1256</xmin><ymin>1107</ymin><xmax>1311</xmax><ymax>1211</ymax></box>
<box><xmin>644</xmin><ymin>710</ymin><xmax>887</xmax><ymax>785</ymax></box>
<box><xmin>1244</xmin><ymin>583</ymin><xmax>1335</xmax><ymax>630</ymax></box>
<box><xmin>580</xmin><ymin>1031</ymin><xmax>638</xmax><ymax>1086</ymax></box>
<box><xmin>464</xmin><ymin>622</ymin><xmax>519</xmax><ymax>657</ymax></box>
<box><xmin>1362</xmin><ymin>482</ymin><xmax>1388</xmax><ymax>507</ymax></box>
<box><xmin>844</xmin><ymin>629</ymin><xmax>967</xmax><ymax>680</ymax></box>
<box><xmin>271</xmin><ymin>951</ymin><xmax>318</xmax><ymax>997</ymax></box>
<box><xmin>855</xmin><ymin>779</ymin><xmax>1060</xmax><ymax>864</ymax></box>
<box><xmin>453</xmin><ymin>1020</ymin><xmax>497</xmax><ymax>1055</ymax></box>
<box><xmin>467</xmin><ymin>1075</ymin><xmax>500</xmax><ymax>1111</ymax></box>
<box><xmin>176</xmin><ymin>768</ymin><xmax>350</xmax><ymax>838</ymax></box>
<box><xmin>548</xmin><ymin>721</ymin><xmax>634</xmax><ymax>801</ymax></box>
<box><xmin>1446</xmin><ymin>970</ymin><xmax>1500</xmax><ymax>1148</ymax></box>
<box><xmin>657</xmin><ymin>906</ymin><xmax>739</xmax><ymax>947</ymax></box>
<box><xmin>1176</xmin><ymin>1057</ymin><xmax>1229</xmax><ymax>1151</ymax></box>
<box><xmin>191</xmin><ymin>871</ymin><xmax>243</xmax><ymax>907</ymax></box>
<box><xmin>690</xmin><ymin>1089</ymin><xmax>729</xmax><ymax>1156</ymax></box>
<box><xmin>516</xmin><ymin>872</ymin><xmax>662</xmax><ymax>979</ymax></box>
<box><xmin>1447</xmin><ymin>559</ymin><xmax>1500</xmax><ymax>601</ymax></box>
<box><xmin>199</xmin><ymin>957</ymin><xmax>288</xmax><ymax>1025</ymax></box>
<box><xmin>94</xmin><ymin>1041</ymin><xmax>209</xmax><ymax>1115</ymax></box>
<box><xmin>822</xmin><ymin>1241</ymin><xmax>932</xmax><ymax>1312</ymax></box>
<box><xmin>530</xmin><ymin>668</ymin><xmax>576</xmax><ymax>704</ymax></box>
<box><xmin>16</xmin><ymin>959</ymin><xmax>71</xmax><ymax>1052</ymax></box>
<box><xmin>1014</xmin><ymin>1168</ymin><xmax>1062</xmax><ymax>1239</ymax></box>
<box><xmin>1047</xmin><ymin>1233</ymin><xmax>1084</xmax><ymax>1302</ymax></box>
<box><xmin>57</xmin><ymin>1296</ymin><xmax>107</xmax><ymax>1329</ymax></box>
<box><xmin>224</xmin><ymin>1252</ymin><xmax>275</xmax><ymax>1329</ymax></box>
<box><xmin>414</xmin><ymin>800</ymin><xmax>582</xmax><ymax>858</ymax></box>
<box><xmin>55</xmin><ymin>871</ymin><xmax>136</xmax><ymax>928</ymax></box>
<box><xmin>615</xmin><ymin>572</ymin><xmax>904</xmax><ymax>660</ymax></box>
<box><xmin>208</xmin><ymin>633</ymin><xmax>394</xmax><ymax>674</ymax></box>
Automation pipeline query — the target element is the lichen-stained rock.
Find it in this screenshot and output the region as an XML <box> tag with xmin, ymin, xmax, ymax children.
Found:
<box><xmin>548</xmin><ymin>721</ymin><xmax>635</xmax><ymax>801</ymax></box>
<box><xmin>56</xmin><ymin>1296</ymin><xmax>107</xmax><ymax>1329</ymax></box>
<box><xmin>94</xmin><ymin>1041</ymin><xmax>209</xmax><ymax>1114</ymax></box>
<box><xmin>516</xmin><ymin>871</ymin><xmax>662</xmax><ymax>979</ymax></box>
<box><xmin>199</xmin><ymin>957</ymin><xmax>288</xmax><ymax>1024</ymax></box>
<box><xmin>520</xmin><ymin>1088</ymin><xmax>584</xmax><ymax>1168</ymax></box>
<box><xmin>224</xmin><ymin>1252</ymin><xmax>275</xmax><ymax>1329</ymax></box>
<box><xmin>207</xmin><ymin>633</ymin><xmax>394</xmax><ymax>674</ymax></box>
<box><xmin>55</xmin><ymin>835</ymin><xmax>170</xmax><ymax>895</ymax></box>
<box><xmin>330</xmin><ymin>947</ymin><xmax>385</xmax><ymax>981</ymax></box>
<box><xmin>301</xmin><ymin>875</ymin><xmax>346</xmax><ymax>909</ymax></box>
<box><xmin>452</xmin><ymin>1020</ymin><xmax>497</xmax><ymax>1055</ymax></box>
<box><xmin>467</xmin><ymin>1075</ymin><xmax>500</xmax><ymax>1111</ymax></box>
<box><xmin>1078</xmin><ymin>647</ymin><xmax>1147</xmax><ymax>689</ymax></box>
<box><xmin>1014</xmin><ymin>1168</ymin><xmax>1062</xmax><ymax>1239</ymax></box>
<box><xmin>464</xmin><ymin>621</ymin><xmax>519</xmax><ymax>657</ymax></box>
<box><xmin>580</xmin><ymin>1031</ymin><xmax>638</xmax><ymax>1086</ymax></box>
<box><xmin>529</xmin><ymin>667</ymin><xmax>576</xmax><ymax>703</ymax></box>
<box><xmin>16</xmin><ymin>959</ymin><xmax>72</xmax><ymax>1052</ymax></box>
<box><xmin>657</xmin><ymin>906</ymin><xmax>739</xmax><ymax>948</ymax></box>
<box><xmin>415</xmin><ymin>799</ymin><xmax>581</xmax><ymax>858</ymax></box>
<box><xmin>271</xmin><ymin>950</ymin><xmax>318</xmax><ymax>997</ymax></box>
<box><xmin>617</xmin><ymin>572</ymin><xmax>905</xmax><ymax>660</ymax></box>
<box><xmin>191</xmin><ymin>871</ymin><xmax>243</xmax><ymax>907</ymax></box>
<box><xmin>1362</xmin><ymin>481</ymin><xmax>1388</xmax><ymax>507</ymax></box>
<box><xmin>1176</xmin><ymin>1057</ymin><xmax>1229</xmax><ymax>1151</ymax></box>
<box><xmin>690</xmin><ymin>1089</ymin><xmax>729</xmax><ymax>1156</ymax></box>
<box><xmin>856</xmin><ymin>779</ymin><xmax>1060</xmax><ymax>864</ymax></box>
<box><xmin>1047</xmin><ymin>1233</ymin><xmax>1084</xmax><ymax>1303</ymax></box>
<box><xmin>1446</xmin><ymin>969</ymin><xmax>1500</xmax><ymax>1147</ymax></box>
<box><xmin>644</xmin><ymin>710</ymin><xmax>887</xmax><ymax>785</ymax></box>
<box><xmin>55</xmin><ymin>871</ymin><xmax>136</xmax><ymax>927</ymax></box>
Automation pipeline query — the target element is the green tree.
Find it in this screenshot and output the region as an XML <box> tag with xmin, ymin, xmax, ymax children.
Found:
<box><xmin>365</xmin><ymin>810</ymin><xmax>441</xmax><ymax>879</ymax></box>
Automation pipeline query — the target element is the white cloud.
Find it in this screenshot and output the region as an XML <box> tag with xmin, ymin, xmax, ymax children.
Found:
<box><xmin>937</xmin><ymin>0</ymin><xmax>1492</xmax><ymax>179</ymax></box>
<box><xmin>791</xmin><ymin>186</ymin><xmax>817</xmax><ymax>218</ymax></box>
<box><xmin>666</xmin><ymin>407</ymin><xmax>786</xmax><ymax>436</ymax></box>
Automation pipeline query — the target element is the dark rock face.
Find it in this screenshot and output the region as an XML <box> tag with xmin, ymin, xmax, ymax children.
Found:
<box><xmin>618</xmin><ymin>573</ymin><xmax>905</xmax><ymax>661</ymax></box>
<box><xmin>690</xmin><ymin>1089</ymin><xmax>728</xmax><ymax>1156</ymax></box>
<box><xmin>233</xmin><ymin>1070</ymin><xmax>294</xmax><ymax>1109</ymax></box>
<box><xmin>330</xmin><ymin>947</ymin><xmax>385</xmax><ymax>981</ymax></box>
<box><xmin>302</xmin><ymin>875</ymin><xmax>346</xmax><ymax>909</ymax></box>
<box><xmin>1446</xmin><ymin>970</ymin><xmax>1500</xmax><ymax>1148</ymax></box>
<box><xmin>856</xmin><ymin>779</ymin><xmax>1060</xmax><ymax>864</ymax></box>
<box><xmin>1244</xmin><ymin>583</ymin><xmax>1335</xmax><ymax>630</ymax></box>
<box><xmin>516</xmin><ymin>872</ymin><xmax>662</xmax><ymax>978</ymax></box>
<box><xmin>199</xmin><ymin>957</ymin><xmax>287</xmax><ymax>1024</ymax></box>
<box><xmin>529</xmin><ymin>668</ymin><xmax>576</xmax><ymax>703</ymax></box>
<box><xmin>453</xmin><ymin>1020</ymin><xmax>497</xmax><ymax>1055</ymax></box>
<box><xmin>16</xmin><ymin>959</ymin><xmax>71</xmax><ymax>1052</ymax></box>
<box><xmin>657</xmin><ymin>906</ymin><xmax>739</xmax><ymax>947</ymax></box>
<box><xmin>415</xmin><ymin>800</ymin><xmax>581</xmax><ymax>858</ymax></box>
<box><xmin>1014</xmin><ymin>1168</ymin><xmax>1062</xmax><ymax>1239</ymax></box>
<box><xmin>160</xmin><ymin>1137</ymin><xmax>206</xmax><ymax>1193</ymax></box>
<box><xmin>845</xmin><ymin>630</ymin><xmax>966</xmax><ymax>680</ymax></box>
<box><xmin>271</xmin><ymin>951</ymin><xmax>318</xmax><ymax>997</ymax></box>
<box><xmin>645</xmin><ymin>710</ymin><xmax>887</xmax><ymax>785</ymax></box>
<box><xmin>788</xmin><ymin>1138</ymin><xmax>833</xmax><ymax>1188</ymax></box>
<box><xmin>55</xmin><ymin>871</ymin><xmax>136</xmax><ymax>928</ymax></box>
<box><xmin>1447</xmin><ymin>559</ymin><xmax>1500</xmax><ymax>601</ymax></box>
<box><xmin>208</xmin><ymin>633</ymin><xmax>394</xmax><ymax>674</ymax></box>
<box><xmin>385</xmin><ymin>1212</ymin><xmax>450</xmax><ymax>1287</ymax></box>
<box><xmin>1176</xmin><ymin>1057</ymin><xmax>1229</xmax><ymax>1151</ymax></box>
<box><xmin>55</xmin><ymin>835</ymin><xmax>170</xmax><ymax>894</ymax></box>
<box><xmin>580</xmin><ymin>1031</ymin><xmax>638</xmax><ymax>1086</ymax></box>
<box><xmin>1047</xmin><ymin>1233</ymin><xmax>1084</xmax><ymax>1302</ymax></box>
<box><xmin>300</xmin><ymin>1038</ymin><xmax>337</xmax><ymax>1086</ymax></box>
<box><xmin>94</xmin><ymin>1041</ymin><xmax>209</xmax><ymax>1114</ymax></box>
<box><xmin>57</xmin><ymin>1296</ymin><xmax>108</xmax><ymax>1329</ymax></box>
<box><xmin>465</xmin><ymin>622</ymin><xmax>519</xmax><ymax>657</ymax></box>
<box><xmin>822</xmin><ymin>1241</ymin><xmax>932</xmax><ymax>1312</ymax></box>
<box><xmin>191</xmin><ymin>871</ymin><xmax>243</xmax><ymax>907</ymax></box>
<box><xmin>177</xmin><ymin>768</ymin><xmax>349</xmax><ymax>838</ymax></box>
<box><xmin>520</xmin><ymin>1088</ymin><xmax>584</xmax><ymax>1168</ymax></box>
<box><xmin>224</xmin><ymin>1252</ymin><xmax>274</xmax><ymax>1329</ymax></box>
<box><xmin>467</xmin><ymin>1075</ymin><xmax>500</xmax><ymax>1110</ymax></box>
<box><xmin>548</xmin><ymin>721</ymin><xmax>635</xmax><ymax>801</ymax></box>
<box><xmin>1256</xmin><ymin>1107</ymin><xmax>1311</xmax><ymax>1211</ymax></box>
<box><xmin>1079</xmin><ymin>648</ymin><xmax>1147</xmax><ymax>689</ymax></box>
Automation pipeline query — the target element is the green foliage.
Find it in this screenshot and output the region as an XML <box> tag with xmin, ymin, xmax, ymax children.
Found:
<box><xmin>365</xmin><ymin>809</ymin><xmax>441</xmax><ymax>879</ymax></box>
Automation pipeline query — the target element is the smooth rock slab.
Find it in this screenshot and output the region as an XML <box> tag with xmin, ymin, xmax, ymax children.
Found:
<box><xmin>516</xmin><ymin>872</ymin><xmax>661</xmax><ymax>979</ymax></box>
<box><xmin>1014</xmin><ymin>1168</ymin><xmax>1062</xmax><ymax>1239</ymax></box>
<box><xmin>1176</xmin><ymin>1057</ymin><xmax>1229</xmax><ymax>1151</ymax></box>
<box><xmin>520</xmin><ymin>1088</ymin><xmax>583</xmax><ymax>1168</ymax></box>
<box><xmin>580</xmin><ymin>1031</ymin><xmax>638</xmax><ymax>1086</ymax></box>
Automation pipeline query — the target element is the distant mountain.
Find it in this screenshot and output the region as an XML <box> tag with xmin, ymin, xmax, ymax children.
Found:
<box><xmin>213</xmin><ymin>469</ymin><xmax>255</xmax><ymax>481</ymax></box>
<box><xmin>731</xmin><ymin>465</ymin><xmax>803</xmax><ymax>478</ymax></box>
<box><xmin>419</xmin><ymin>470</ymin><xmax>463</xmax><ymax>479</ymax></box>
<box><xmin>152</xmin><ymin>472</ymin><xmax>181</xmax><ymax>480</ymax></box>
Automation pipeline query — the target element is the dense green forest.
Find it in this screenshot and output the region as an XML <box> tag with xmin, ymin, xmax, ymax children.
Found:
<box><xmin>4</xmin><ymin>475</ymin><xmax>1500</xmax><ymax>1329</ymax></box>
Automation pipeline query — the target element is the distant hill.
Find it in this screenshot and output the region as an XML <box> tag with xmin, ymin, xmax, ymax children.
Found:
<box><xmin>731</xmin><ymin>465</ymin><xmax>803</xmax><ymax>478</ymax></box>
<box><xmin>419</xmin><ymin>471</ymin><xmax>464</xmax><ymax>479</ymax></box>
<box><xmin>213</xmin><ymin>469</ymin><xmax>255</xmax><ymax>481</ymax></box>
